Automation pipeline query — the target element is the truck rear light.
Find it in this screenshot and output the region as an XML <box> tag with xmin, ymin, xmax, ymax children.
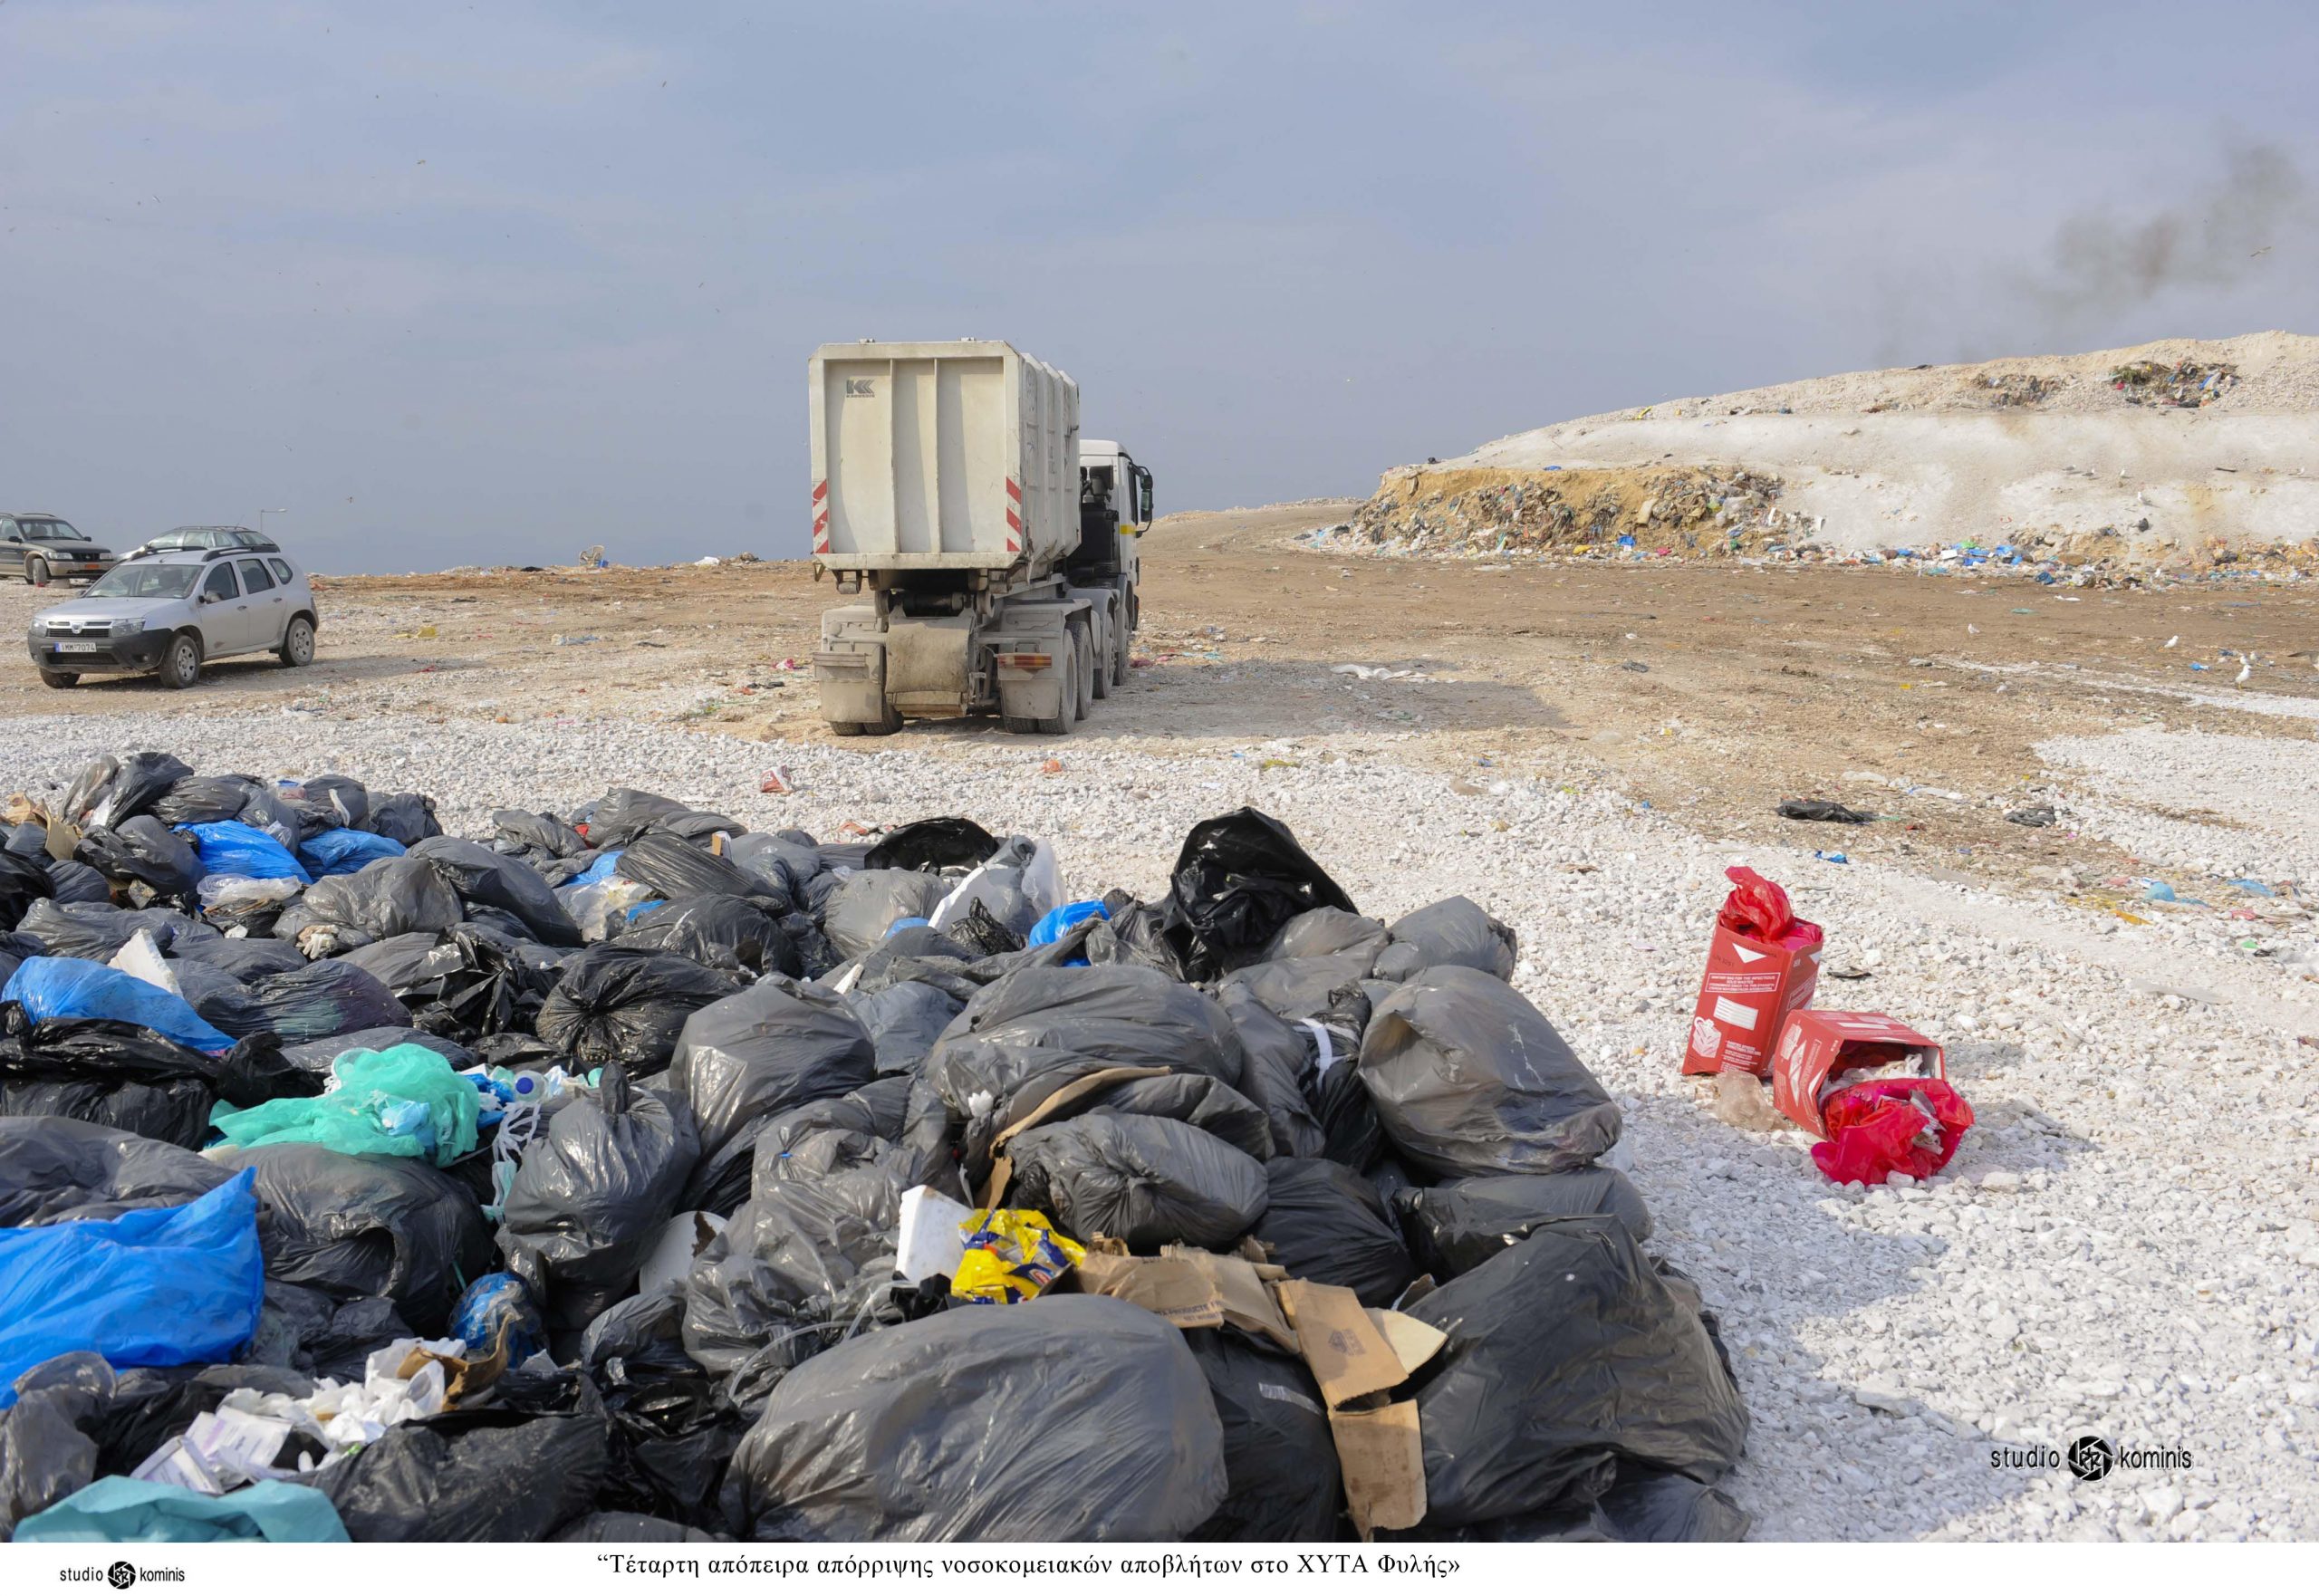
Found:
<box><xmin>994</xmin><ymin>652</ymin><xmax>1052</xmax><ymax>670</ymax></box>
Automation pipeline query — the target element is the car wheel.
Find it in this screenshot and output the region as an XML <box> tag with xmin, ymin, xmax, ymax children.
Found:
<box><xmin>38</xmin><ymin>669</ymin><xmax>79</xmax><ymax>689</ymax></box>
<box><xmin>277</xmin><ymin>614</ymin><xmax>316</xmax><ymax>667</ymax></box>
<box><xmin>25</xmin><ymin>557</ymin><xmax>50</xmax><ymax>587</ymax></box>
<box><xmin>158</xmin><ymin>632</ymin><xmax>203</xmax><ymax>689</ymax></box>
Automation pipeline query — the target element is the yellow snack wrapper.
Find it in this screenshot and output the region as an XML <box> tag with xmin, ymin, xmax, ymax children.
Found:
<box><xmin>951</xmin><ymin>1207</ymin><xmax>1086</xmax><ymax>1304</ymax></box>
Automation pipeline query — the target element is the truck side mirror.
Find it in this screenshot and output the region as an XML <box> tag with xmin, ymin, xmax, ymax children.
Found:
<box><xmin>1137</xmin><ymin>469</ymin><xmax>1154</xmax><ymax>524</ymax></box>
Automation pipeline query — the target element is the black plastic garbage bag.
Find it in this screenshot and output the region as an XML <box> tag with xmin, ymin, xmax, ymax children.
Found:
<box><xmin>576</xmin><ymin>789</ymin><xmax>691</xmax><ymax>849</ymax></box>
<box><xmin>1251</xmin><ymin>1158</ymin><xmax>1414</xmax><ymax>1307</ymax></box>
<box><xmin>924</xmin><ymin>964</ymin><xmax>1246</xmax><ymax>1113</ymax></box>
<box><xmin>320</xmin><ymin>1364</ymin><xmax>611</xmax><ymax>1543</ymax></box>
<box><xmin>215</xmin><ymin>1143</ymin><xmax>496</xmax><ymax>1335</ymax></box>
<box><xmin>278</xmin><ymin>1024</ymin><xmax>473</xmax><ymax>1080</ymax></box>
<box><xmin>360</xmin><ymin>792</ymin><xmax>441</xmax><ymax>846</ymax></box>
<box><xmin>152</xmin><ymin>775</ymin><xmax>258</xmax><ymax>828</ymax></box>
<box><xmin>682</xmin><ymin>1180</ymin><xmax>899</xmax><ymax>1375</ymax></box>
<box><xmin>617</xmin><ymin>894</ymin><xmax>793</xmax><ymax>976</ymax></box>
<box><xmin>1</xmin><ymin>822</ymin><xmax>43</xmax><ymax>857</ymax></box>
<box><xmin>1081</xmin><ymin>893</ymin><xmax>1188</xmax><ymax>978</ymax></box>
<box><xmin>1371</xmin><ymin>895</ymin><xmax>1517</xmax><ymax>983</ymax></box>
<box><xmin>723</xmin><ymin>1294</ymin><xmax>1227</xmax><ymax>1541</ymax></box>
<box><xmin>237</xmin><ymin>958</ymin><xmax>411</xmax><ymax>1046</ymax></box>
<box><xmin>1185</xmin><ymin>1328</ymin><xmax>1343</xmax><ymax>1543</ymax></box>
<box><xmin>1264</xmin><ymin>906</ymin><xmax>1390</xmax><ymax>963</ymax></box>
<box><xmin>537</xmin><ymin>946</ymin><xmax>741</xmax><ymax>1072</ymax></box>
<box><xmin>1217</xmin><ymin>951</ymin><xmax>1377</xmax><ymax>1025</ymax></box>
<box><xmin>1359</xmin><ymin>966</ymin><xmax>1621</xmax><ymax>1178</ymax></box>
<box><xmin>1406</xmin><ymin>1219</ymin><xmax>1749</xmax><ymax>1528</ymax></box>
<box><xmin>820</xmin><ymin>869</ymin><xmax>948</xmax><ymax>960</ymax></box>
<box><xmin>581</xmin><ymin>1287</ymin><xmax>745</xmax><ymax>1529</ymax></box>
<box><xmin>1398</xmin><ymin>1168</ymin><xmax>1655</xmax><ymax>1279</ymax></box>
<box><xmin>842</xmin><ymin>978</ymin><xmax>962</xmax><ymax>1075</ymax></box>
<box><xmin>667</xmin><ymin>977</ymin><xmax>877</xmax><ymax>1214</ymax></box>
<box><xmin>301</xmin><ymin>857</ymin><xmax>463</xmax><ymax>938</ymax></box>
<box><xmin>1080</xmin><ymin>1071</ymin><xmax>1275</xmax><ymax>1161</ymax></box>
<box><xmin>77</xmin><ymin>816</ymin><xmax>202</xmax><ymax>899</ymax></box>
<box><xmin>499</xmin><ymin>1071</ymin><xmax>701</xmax><ymax>1332</ymax></box>
<box><xmin>80</xmin><ymin>752</ymin><xmax>194</xmax><ymax>830</ymax></box>
<box><xmin>168</xmin><ymin>934</ymin><xmax>306</xmax><ymax>983</ymax></box>
<box><xmin>39</xmin><ymin>859</ymin><xmax>111</xmax><ymax>908</ymax></box>
<box><xmin>1168</xmin><ymin>808</ymin><xmax>1358</xmax><ymax>979</ymax></box>
<box><xmin>0</xmin><ymin>1011</ymin><xmax>285</xmax><ymax>1149</ymax></box>
<box><xmin>863</xmin><ymin>816</ymin><xmax>997</xmax><ymax>872</ymax></box>
<box><xmin>410</xmin><ymin>836</ymin><xmax>583</xmax><ymax>947</ymax></box>
<box><xmin>0</xmin><ymin>851</ymin><xmax>50</xmax><ymax>928</ymax></box>
<box><xmin>722</xmin><ymin>833</ymin><xmax>822</xmax><ymax>902</ymax></box>
<box><xmin>288</xmin><ymin>774</ymin><xmax>370</xmax><ymax>835</ymax></box>
<box><xmin>614</xmin><ymin>832</ymin><xmax>780</xmax><ymax>911</ymax></box>
<box><xmin>14</xmin><ymin>900</ymin><xmax>218</xmax><ymax>961</ymax></box>
<box><xmin>557</xmin><ymin>1513</ymin><xmax>722</xmax><ymax>1543</ymax></box>
<box><xmin>1005</xmin><ymin>1113</ymin><xmax>1268</xmax><ymax>1252</ymax></box>
<box><xmin>1218</xmin><ymin>987</ymin><xmax>1327</xmax><ymax>1160</ymax></box>
<box><xmin>1778</xmin><ymin>798</ymin><xmax>1872</xmax><ymax>825</ymax></box>
<box><xmin>0</xmin><ymin>1353</ymin><xmax>119</xmax><ymax>1537</ymax></box>
<box><xmin>0</xmin><ymin>1116</ymin><xmax>230</xmax><ymax>1226</ymax></box>
<box><xmin>245</xmin><ymin>1283</ymin><xmax>415</xmax><ymax>1384</ymax></box>
<box><xmin>493</xmin><ymin>809</ymin><xmax>588</xmax><ymax>860</ymax></box>
<box><xmin>348</xmin><ymin>927</ymin><xmax>559</xmax><ymax>1043</ymax></box>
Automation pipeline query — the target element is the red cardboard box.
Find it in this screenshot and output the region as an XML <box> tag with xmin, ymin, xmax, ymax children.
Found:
<box><xmin>1682</xmin><ymin>919</ymin><xmax>1823</xmax><ymax>1077</ymax></box>
<box><xmin>1770</xmin><ymin>1010</ymin><xmax>1947</xmax><ymax>1136</ymax></box>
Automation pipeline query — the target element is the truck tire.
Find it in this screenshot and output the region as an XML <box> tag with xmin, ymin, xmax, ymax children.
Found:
<box><xmin>1067</xmin><ymin>618</ymin><xmax>1093</xmax><ymax>722</ymax></box>
<box><xmin>1111</xmin><ymin>602</ymin><xmax>1131</xmax><ymax>687</ymax></box>
<box><xmin>832</xmin><ymin>703</ymin><xmax>902</xmax><ymax>737</ymax></box>
<box><xmin>1033</xmin><ymin>635</ymin><xmax>1077</xmax><ymax>736</ymax></box>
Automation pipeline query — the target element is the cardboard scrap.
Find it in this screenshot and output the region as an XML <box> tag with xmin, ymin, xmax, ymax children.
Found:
<box><xmin>977</xmin><ymin>1065</ymin><xmax>1168</xmax><ymax>1207</ymax></box>
<box><xmin>1275</xmin><ymin>1278</ymin><xmax>1443</xmax><ymax>1537</ymax></box>
<box><xmin>1072</xmin><ymin>1242</ymin><xmax>1296</xmax><ymax>1351</ymax></box>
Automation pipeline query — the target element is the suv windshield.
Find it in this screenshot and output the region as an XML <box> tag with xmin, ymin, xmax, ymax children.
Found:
<box><xmin>19</xmin><ymin>521</ymin><xmax>80</xmax><ymax>543</ymax></box>
<box><xmin>86</xmin><ymin>563</ymin><xmax>199</xmax><ymax>600</ymax></box>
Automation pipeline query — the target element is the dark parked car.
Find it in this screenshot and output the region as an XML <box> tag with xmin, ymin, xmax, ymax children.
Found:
<box><xmin>2</xmin><ymin>513</ymin><xmax>116</xmax><ymax>586</ymax></box>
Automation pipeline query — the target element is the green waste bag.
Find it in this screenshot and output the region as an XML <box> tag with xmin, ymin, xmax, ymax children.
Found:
<box><xmin>14</xmin><ymin>1477</ymin><xmax>350</xmax><ymax>1543</ymax></box>
<box><xmin>209</xmin><ymin>1043</ymin><xmax>480</xmax><ymax>1167</ymax></box>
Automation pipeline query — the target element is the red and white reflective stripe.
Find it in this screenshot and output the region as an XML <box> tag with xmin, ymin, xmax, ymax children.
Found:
<box><xmin>1004</xmin><ymin>507</ymin><xmax>1022</xmax><ymax>533</ymax></box>
<box><xmin>1004</xmin><ymin>478</ymin><xmax>1022</xmax><ymax>503</ymax></box>
<box><xmin>812</xmin><ymin>479</ymin><xmax>828</xmax><ymax>504</ymax></box>
<box><xmin>1005</xmin><ymin>538</ymin><xmax>1018</xmax><ymax>553</ymax></box>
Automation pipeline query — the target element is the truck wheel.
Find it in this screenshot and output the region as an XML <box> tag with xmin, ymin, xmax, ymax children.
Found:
<box><xmin>829</xmin><ymin>721</ymin><xmax>868</xmax><ymax>736</ymax></box>
<box><xmin>1033</xmin><ymin>636</ymin><xmax>1076</xmax><ymax>735</ymax></box>
<box><xmin>1111</xmin><ymin>607</ymin><xmax>1131</xmax><ymax>687</ymax></box>
<box><xmin>157</xmin><ymin>631</ymin><xmax>203</xmax><ymax>689</ymax></box>
<box><xmin>1067</xmin><ymin>619</ymin><xmax>1093</xmax><ymax>721</ymax></box>
<box><xmin>26</xmin><ymin>557</ymin><xmax>51</xmax><ymax>587</ymax></box>
<box><xmin>1089</xmin><ymin>607</ymin><xmax>1111</xmax><ymax>702</ymax></box>
<box><xmin>859</xmin><ymin>704</ymin><xmax>903</xmax><ymax>736</ymax></box>
<box><xmin>38</xmin><ymin>669</ymin><xmax>79</xmax><ymax>689</ymax></box>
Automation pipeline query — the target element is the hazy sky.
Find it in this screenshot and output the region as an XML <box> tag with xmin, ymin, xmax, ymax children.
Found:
<box><xmin>5</xmin><ymin>2</ymin><xmax>2314</xmax><ymax>572</ymax></box>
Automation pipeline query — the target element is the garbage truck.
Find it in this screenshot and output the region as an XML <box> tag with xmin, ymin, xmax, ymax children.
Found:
<box><xmin>808</xmin><ymin>340</ymin><xmax>1153</xmax><ymax>736</ymax></box>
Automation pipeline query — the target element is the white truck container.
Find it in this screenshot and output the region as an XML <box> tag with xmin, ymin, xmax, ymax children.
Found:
<box><xmin>809</xmin><ymin>340</ymin><xmax>1150</xmax><ymax>736</ymax></box>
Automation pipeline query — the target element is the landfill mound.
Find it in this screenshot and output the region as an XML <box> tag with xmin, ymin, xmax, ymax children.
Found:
<box><xmin>1322</xmin><ymin>331</ymin><xmax>2319</xmax><ymax>572</ymax></box>
<box><xmin>0</xmin><ymin>757</ymin><xmax>1747</xmax><ymax>1543</ymax></box>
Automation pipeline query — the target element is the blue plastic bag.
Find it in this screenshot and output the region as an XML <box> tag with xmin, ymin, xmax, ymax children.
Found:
<box><xmin>1029</xmin><ymin>899</ymin><xmax>1110</xmax><ymax>946</ymax></box>
<box><xmin>180</xmin><ymin>820</ymin><xmax>312</xmax><ymax>885</ymax></box>
<box><xmin>0</xmin><ymin>1168</ymin><xmax>265</xmax><ymax>1403</ymax></box>
<box><xmin>570</xmin><ymin>850</ymin><xmax>625</xmax><ymax>886</ymax></box>
<box><xmin>449</xmin><ymin>1271</ymin><xmax>545</xmax><ymax>1362</ymax></box>
<box><xmin>14</xmin><ymin>1477</ymin><xmax>348</xmax><ymax>1543</ymax></box>
<box><xmin>299</xmin><ymin>826</ymin><xmax>406</xmax><ymax>878</ymax></box>
<box><xmin>1</xmin><ymin>956</ymin><xmax>238</xmax><ymax>1054</ymax></box>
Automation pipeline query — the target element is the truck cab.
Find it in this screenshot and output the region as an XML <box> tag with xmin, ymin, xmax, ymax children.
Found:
<box><xmin>1068</xmin><ymin>439</ymin><xmax>1154</xmax><ymax>679</ymax></box>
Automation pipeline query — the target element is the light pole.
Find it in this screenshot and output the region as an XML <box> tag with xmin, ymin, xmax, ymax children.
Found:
<box><xmin>258</xmin><ymin>508</ymin><xmax>285</xmax><ymax>536</ymax></box>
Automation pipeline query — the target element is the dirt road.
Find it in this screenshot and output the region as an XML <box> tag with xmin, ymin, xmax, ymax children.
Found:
<box><xmin>6</xmin><ymin>500</ymin><xmax>2314</xmax><ymax>898</ymax></box>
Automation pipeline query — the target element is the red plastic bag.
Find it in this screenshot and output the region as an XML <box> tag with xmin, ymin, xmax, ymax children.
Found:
<box><xmin>1810</xmin><ymin>1079</ymin><xmax>1975</xmax><ymax>1185</ymax></box>
<box><xmin>1718</xmin><ymin>866</ymin><xmax>1795</xmax><ymax>941</ymax></box>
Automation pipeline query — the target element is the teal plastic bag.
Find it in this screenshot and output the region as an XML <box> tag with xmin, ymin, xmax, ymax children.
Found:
<box><xmin>0</xmin><ymin>1169</ymin><xmax>264</xmax><ymax>1402</ymax></box>
<box><xmin>208</xmin><ymin>1043</ymin><xmax>480</xmax><ymax>1166</ymax></box>
<box><xmin>14</xmin><ymin>1477</ymin><xmax>349</xmax><ymax>1542</ymax></box>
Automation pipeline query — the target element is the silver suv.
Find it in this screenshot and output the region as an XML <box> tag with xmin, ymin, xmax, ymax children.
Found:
<box><xmin>26</xmin><ymin>549</ymin><xmax>320</xmax><ymax>689</ymax></box>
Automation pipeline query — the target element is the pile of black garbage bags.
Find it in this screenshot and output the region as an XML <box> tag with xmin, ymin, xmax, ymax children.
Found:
<box><xmin>0</xmin><ymin>752</ymin><xmax>1749</xmax><ymax>1543</ymax></box>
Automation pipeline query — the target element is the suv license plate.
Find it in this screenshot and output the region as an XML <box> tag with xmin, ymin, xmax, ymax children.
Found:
<box><xmin>54</xmin><ymin>640</ymin><xmax>108</xmax><ymax>653</ymax></box>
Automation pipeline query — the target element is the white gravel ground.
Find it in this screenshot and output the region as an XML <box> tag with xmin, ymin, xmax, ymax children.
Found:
<box><xmin>8</xmin><ymin>708</ymin><xmax>2319</xmax><ymax>1541</ymax></box>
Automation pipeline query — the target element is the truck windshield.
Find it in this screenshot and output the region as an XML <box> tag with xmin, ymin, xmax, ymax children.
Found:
<box><xmin>19</xmin><ymin>520</ymin><xmax>80</xmax><ymax>543</ymax></box>
<box><xmin>87</xmin><ymin>563</ymin><xmax>199</xmax><ymax>599</ymax></box>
